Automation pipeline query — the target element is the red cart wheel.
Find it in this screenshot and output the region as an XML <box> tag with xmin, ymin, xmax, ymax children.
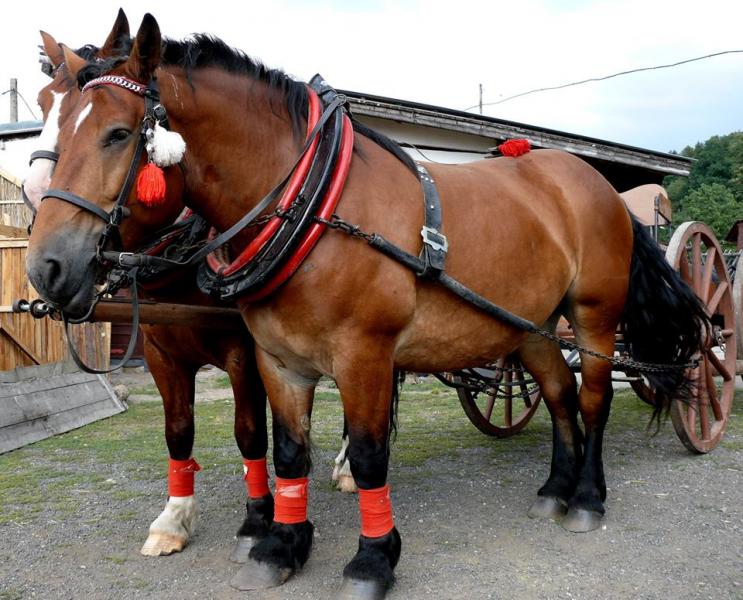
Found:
<box><xmin>453</xmin><ymin>355</ymin><xmax>541</xmax><ymax>437</ymax></box>
<box><xmin>665</xmin><ymin>222</ymin><xmax>736</xmax><ymax>453</ymax></box>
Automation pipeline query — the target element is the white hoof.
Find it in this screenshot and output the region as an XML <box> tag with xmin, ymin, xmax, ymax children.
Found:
<box><xmin>140</xmin><ymin>496</ymin><xmax>197</xmax><ymax>556</ymax></box>
<box><xmin>336</xmin><ymin>459</ymin><xmax>358</xmax><ymax>494</ymax></box>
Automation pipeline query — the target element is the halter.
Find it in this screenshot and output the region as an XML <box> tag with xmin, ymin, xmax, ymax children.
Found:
<box><xmin>41</xmin><ymin>75</ymin><xmax>162</xmax><ymax>252</ymax></box>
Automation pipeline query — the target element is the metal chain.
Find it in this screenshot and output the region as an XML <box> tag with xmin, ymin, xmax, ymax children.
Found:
<box><xmin>320</xmin><ymin>214</ymin><xmax>701</xmax><ymax>375</ymax></box>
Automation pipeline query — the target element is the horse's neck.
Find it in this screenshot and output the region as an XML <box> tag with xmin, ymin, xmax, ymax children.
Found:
<box><xmin>162</xmin><ymin>68</ymin><xmax>301</xmax><ymax>238</ymax></box>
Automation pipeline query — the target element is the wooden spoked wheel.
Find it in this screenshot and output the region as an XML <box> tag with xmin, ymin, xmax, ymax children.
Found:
<box><xmin>665</xmin><ymin>222</ymin><xmax>736</xmax><ymax>453</ymax></box>
<box><xmin>453</xmin><ymin>355</ymin><xmax>541</xmax><ymax>437</ymax></box>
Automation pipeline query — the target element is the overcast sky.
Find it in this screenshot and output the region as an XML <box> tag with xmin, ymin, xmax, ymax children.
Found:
<box><xmin>1</xmin><ymin>0</ymin><xmax>741</xmax><ymax>161</ymax></box>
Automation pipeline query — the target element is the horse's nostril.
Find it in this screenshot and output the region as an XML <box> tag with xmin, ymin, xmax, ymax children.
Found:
<box><xmin>44</xmin><ymin>257</ymin><xmax>63</xmax><ymax>287</ymax></box>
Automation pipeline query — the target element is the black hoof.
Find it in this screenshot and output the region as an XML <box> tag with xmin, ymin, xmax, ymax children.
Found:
<box><xmin>527</xmin><ymin>496</ymin><xmax>567</xmax><ymax>520</ymax></box>
<box><xmin>230</xmin><ymin>535</ymin><xmax>260</xmax><ymax>564</ymax></box>
<box><xmin>337</xmin><ymin>577</ymin><xmax>387</xmax><ymax>600</ymax></box>
<box><xmin>247</xmin><ymin>521</ymin><xmax>314</xmax><ymax>577</ymax></box>
<box><xmin>561</xmin><ymin>507</ymin><xmax>603</xmax><ymax>533</ymax></box>
<box><xmin>342</xmin><ymin>528</ymin><xmax>401</xmax><ymax>597</ymax></box>
<box><xmin>230</xmin><ymin>557</ymin><xmax>291</xmax><ymax>590</ymax></box>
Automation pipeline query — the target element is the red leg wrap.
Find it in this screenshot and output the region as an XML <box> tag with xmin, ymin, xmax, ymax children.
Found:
<box><xmin>243</xmin><ymin>457</ymin><xmax>270</xmax><ymax>499</ymax></box>
<box><xmin>168</xmin><ymin>457</ymin><xmax>201</xmax><ymax>497</ymax></box>
<box><xmin>359</xmin><ymin>484</ymin><xmax>394</xmax><ymax>538</ymax></box>
<box><xmin>273</xmin><ymin>477</ymin><xmax>309</xmax><ymax>524</ymax></box>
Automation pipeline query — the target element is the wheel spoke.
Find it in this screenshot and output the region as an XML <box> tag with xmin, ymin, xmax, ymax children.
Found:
<box><xmin>704</xmin><ymin>362</ymin><xmax>723</xmax><ymax>422</ymax></box>
<box><xmin>691</xmin><ymin>234</ymin><xmax>702</xmax><ymax>296</ymax></box>
<box><xmin>504</xmin><ymin>369</ymin><xmax>513</xmax><ymax>426</ymax></box>
<box><xmin>679</xmin><ymin>251</ymin><xmax>691</xmax><ymax>283</ymax></box>
<box><xmin>698</xmin><ymin>363</ymin><xmax>711</xmax><ymax>440</ymax></box>
<box><xmin>484</xmin><ymin>393</ymin><xmax>496</xmax><ymax>422</ymax></box>
<box><xmin>700</xmin><ymin>246</ymin><xmax>716</xmax><ymax>304</ymax></box>
<box><xmin>706</xmin><ymin>281</ymin><xmax>728</xmax><ymax>315</ymax></box>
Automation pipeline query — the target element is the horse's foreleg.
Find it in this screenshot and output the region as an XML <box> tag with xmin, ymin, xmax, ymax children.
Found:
<box><xmin>226</xmin><ymin>344</ymin><xmax>273</xmax><ymax>563</ymax></box>
<box><xmin>335</xmin><ymin>349</ymin><xmax>401</xmax><ymax>600</ymax></box>
<box><xmin>140</xmin><ymin>335</ymin><xmax>200</xmax><ymax>557</ymax></box>
<box><xmin>517</xmin><ymin>337</ymin><xmax>582</xmax><ymax>521</ymax></box>
<box><xmin>231</xmin><ymin>347</ymin><xmax>316</xmax><ymax>591</ymax></box>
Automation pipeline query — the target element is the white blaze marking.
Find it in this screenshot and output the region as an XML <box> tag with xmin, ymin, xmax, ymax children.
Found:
<box><xmin>74</xmin><ymin>100</ymin><xmax>93</xmax><ymax>135</ymax></box>
<box><xmin>22</xmin><ymin>91</ymin><xmax>66</xmax><ymax>211</ymax></box>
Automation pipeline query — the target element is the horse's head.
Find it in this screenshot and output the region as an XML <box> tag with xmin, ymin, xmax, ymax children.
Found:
<box><xmin>23</xmin><ymin>9</ymin><xmax>131</xmax><ymax>214</ymax></box>
<box><xmin>26</xmin><ymin>13</ymin><xmax>185</xmax><ymax>317</ymax></box>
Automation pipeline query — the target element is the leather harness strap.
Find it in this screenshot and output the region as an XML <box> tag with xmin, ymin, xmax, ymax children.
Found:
<box><xmin>416</xmin><ymin>164</ymin><xmax>448</xmax><ymax>278</ymax></box>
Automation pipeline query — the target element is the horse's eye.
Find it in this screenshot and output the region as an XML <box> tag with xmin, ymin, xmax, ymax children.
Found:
<box><xmin>105</xmin><ymin>128</ymin><xmax>131</xmax><ymax>146</ymax></box>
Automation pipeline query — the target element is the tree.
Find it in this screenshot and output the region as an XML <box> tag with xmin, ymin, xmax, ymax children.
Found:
<box><xmin>664</xmin><ymin>132</ymin><xmax>743</xmax><ymax>240</ymax></box>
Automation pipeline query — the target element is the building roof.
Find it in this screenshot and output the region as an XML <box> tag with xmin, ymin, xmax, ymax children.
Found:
<box><xmin>343</xmin><ymin>90</ymin><xmax>693</xmax><ymax>179</ymax></box>
<box><xmin>0</xmin><ymin>120</ymin><xmax>43</xmax><ymax>140</ymax></box>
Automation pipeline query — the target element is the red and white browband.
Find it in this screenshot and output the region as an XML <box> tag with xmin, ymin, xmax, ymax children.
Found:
<box><xmin>81</xmin><ymin>75</ymin><xmax>148</xmax><ymax>96</ymax></box>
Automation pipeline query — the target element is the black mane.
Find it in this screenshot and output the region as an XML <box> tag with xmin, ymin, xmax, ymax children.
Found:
<box><xmin>77</xmin><ymin>33</ymin><xmax>416</xmax><ymax>173</ymax></box>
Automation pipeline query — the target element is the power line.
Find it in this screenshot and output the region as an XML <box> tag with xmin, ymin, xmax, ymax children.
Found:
<box><xmin>464</xmin><ymin>49</ymin><xmax>743</xmax><ymax>111</ymax></box>
<box><xmin>1</xmin><ymin>87</ymin><xmax>39</xmax><ymax>120</ymax></box>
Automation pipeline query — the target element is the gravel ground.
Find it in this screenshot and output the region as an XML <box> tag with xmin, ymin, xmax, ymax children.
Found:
<box><xmin>1</xmin><ymin>370</ymin><xmax>741</xmax><ymax>600</ymax></box>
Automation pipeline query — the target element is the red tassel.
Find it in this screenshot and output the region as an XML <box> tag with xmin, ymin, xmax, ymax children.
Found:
<box><xmin>498</xmin><ymin>139</ymin><xmax>531</xmax><ymax>157</ymax></box>
<box><xmin>136</xmin><ymin>162</ymin><xmax>167</xmax><ymax>206</ymax></box>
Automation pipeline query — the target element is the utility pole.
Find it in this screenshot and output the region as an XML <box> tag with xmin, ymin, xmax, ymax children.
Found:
<box><xmin>478</xmin><ymin>83</ymin><xmax>483</xmax><ymax>115</ymax></box>
<box><xmin>9</xmin><ymin>78</ymin><xmax>18</xmax><ymax>123</ymax></box>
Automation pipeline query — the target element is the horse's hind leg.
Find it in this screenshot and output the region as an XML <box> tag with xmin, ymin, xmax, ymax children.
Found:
<box><xmin>225</xmin><ymin>341</ymin><xmax>273</xmax><ymax>564</ymax></box>
<box><xmin>140</xmin><ymin>332</ymin><xmax>200</xmax><ymax>557</ymax></box>
<box><xmin>561</xmin><ymin>310</ymin><xmax>619</xmax><ymax>533</ymax></box>
<box><xmin>516</xmin><ymin>334</ymin><xmax>582</xmax><ymax>521</ymax></box>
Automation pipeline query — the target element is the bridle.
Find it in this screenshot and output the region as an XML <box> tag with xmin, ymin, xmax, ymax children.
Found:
<box><xmin>41</xmin><ymin>75</ymin><xmax>162</xmax><ymax>256</ymax></box>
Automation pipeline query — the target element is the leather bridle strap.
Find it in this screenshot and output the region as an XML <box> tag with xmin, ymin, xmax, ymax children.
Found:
<box><xmin>64</xmin><ymin>267</ymin><xmax>142</xmax><ymax>374</ymax></box>
<box><xmin>29</xmin><ymin>150</ymin><xmax>59</xmax><ymax>164</ymax></box>
<box><xmin>44</xmin><ymin>189</ymin><xmax>112</xmax><ymax>223</ymax></box>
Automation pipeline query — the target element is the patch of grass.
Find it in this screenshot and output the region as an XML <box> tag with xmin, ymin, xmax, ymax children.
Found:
<box><xmin>104</xmin><ymin>555</ymin><xmax>127</xmax><ymax>565</ymax></box>
<box><xmin>128</xmin><ymin>384</ymin><xmax>160</xmax><ymax>396</ymax></box>
<box><xmin>0</xmin><ymin>589</ymin><xmax>25</xmax><ymax>600</ymax></box>
<box><xmin>1</xmin><ymin>380</ymin><xmax>741</xmax><ymax>527</ymax></box>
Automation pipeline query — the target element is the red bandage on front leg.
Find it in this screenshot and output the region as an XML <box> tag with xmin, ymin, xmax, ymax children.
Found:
<box><xmin>273</xmin><ymin>477</ymin><xmax>309</xmax><ymax>524</ymax></box>
<box><xmin>168</xmin><ymin>457</ymin><xmax>201</xmax><ymax>497</ymax></box>
<box><xmin>243</xmin><ymin>458</ymin><xmax>270</xmax><ymax>499</ymax></box>
<box><xmin>359</xmin><ymin>484</ymin><xmax>394</xmax><ymax>538</ymax></box>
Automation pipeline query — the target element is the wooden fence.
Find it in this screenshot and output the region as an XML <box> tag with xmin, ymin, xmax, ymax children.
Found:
<box><xmin>0</xmin><ymin>170</ymin><xmax>109</xmax><ymax>372</ymax></box>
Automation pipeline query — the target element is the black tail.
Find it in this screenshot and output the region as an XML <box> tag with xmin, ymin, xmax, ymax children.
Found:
<box><xmin>389</xmin><ymin>370</ymin><xmax>404</xmax><ymax>441</ymax></box>
<box><xmin>622</xmin><ymin>215</ymin><xmax>711</xmax><ymax>419</ymax></box>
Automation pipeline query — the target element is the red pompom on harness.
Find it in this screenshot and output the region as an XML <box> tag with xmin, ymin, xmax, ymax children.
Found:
<box><xmin>243</xmin><ymin>457</ymin><xmax>270</xmax><ymax>499</ymax></box>
<box><xmin>136</xmin><ymin>162</ymin><xmax>167</xmax><ymax>206</ymax></box>
<box><xmin>168</xmin><ymin>457</ymin><xmax>201</xmax><ymax>497</ymax></box>
<box><xmin>273</xmin><ymin>476</ymin><xmax>309</xmax><ymax>524</ymax></box>
<box><xmin>498</xmin><ymin>139</ymin><xmax>531</xmax><ymax>157</ymax></box>
<box><xmin>359</xmin><ymin>484</ymin><xmax>394</xmax><ymax>538</ymax></box>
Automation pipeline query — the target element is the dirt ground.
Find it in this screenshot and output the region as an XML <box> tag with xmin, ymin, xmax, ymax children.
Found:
<box><xmin>1</xmin><ymin>369</ymin><xmax>741</xmax><ymax>600</ymax></box>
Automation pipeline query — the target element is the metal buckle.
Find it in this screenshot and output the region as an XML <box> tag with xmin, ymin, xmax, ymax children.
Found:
<box><xmin>117</xmin><ymin>252</ymin><xmax>135</xmax><ymax>267</ymax></box>
<box><xmin>421</xmin><ymin>226</ymin><xmax>448</xmax><ymax>253</ymax></box>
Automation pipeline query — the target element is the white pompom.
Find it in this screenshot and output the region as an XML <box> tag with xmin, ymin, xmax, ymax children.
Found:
<box><xmin>147</xmin><ymin>122</ymin><xmax>186</xmax><ymax>167</ymax></box>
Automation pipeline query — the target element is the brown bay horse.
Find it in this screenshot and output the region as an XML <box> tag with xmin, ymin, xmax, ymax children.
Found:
<box><xmin>25</xmin><ymin>14</ymin><xmax>270</xmax><ymax>562</ymax></box>
<box><xmin>26</xmin><ymin>14</ymin><xmax>709</xmax><ymax>599</ymax></box>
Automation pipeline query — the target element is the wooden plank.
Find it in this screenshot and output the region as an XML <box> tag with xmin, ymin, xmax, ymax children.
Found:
<box><xmin>0</xmin><ymin>319</ymin><xmax>42</xmax><ymax>365</ymax></box>
<box><xmin>0</xmin><ymin>366</ymin><xmax>126</xmax><ymax>454</ymax></box>
<box><xmin>0</xmin><ymin>397</ymin><xmax>125</xmax><ymax>454</ymax></box>
<box><xmin>0</xmin><ymin>223</ymin><xmax>27</xmax><ymax>239</ymax></box>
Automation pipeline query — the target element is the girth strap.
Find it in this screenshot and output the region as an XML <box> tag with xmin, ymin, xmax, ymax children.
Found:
<box><xmin>416</xmin><ymin>164</ymin><xmax>448</xmax><ymax>278</ymax></box>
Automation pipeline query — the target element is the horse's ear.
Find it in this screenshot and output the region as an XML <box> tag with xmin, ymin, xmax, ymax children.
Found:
<box><xmin>125</xmin><ymin>13</ymin><xmax>161</xmax><ymax>82</ymax></box>
<box><xmin>61</xmin><ymin>44</ymin><xmax>86</xmax><ymax>80</ymax></box>
<box><xmin>39</xmin><ymin>31</ymin><xmax>64</xmax><ymax>68</ymax></box>
<box><xmin>99</xmin><ymin>8</ymin><xmax>130</xmax><ymax>58</ymax></box>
